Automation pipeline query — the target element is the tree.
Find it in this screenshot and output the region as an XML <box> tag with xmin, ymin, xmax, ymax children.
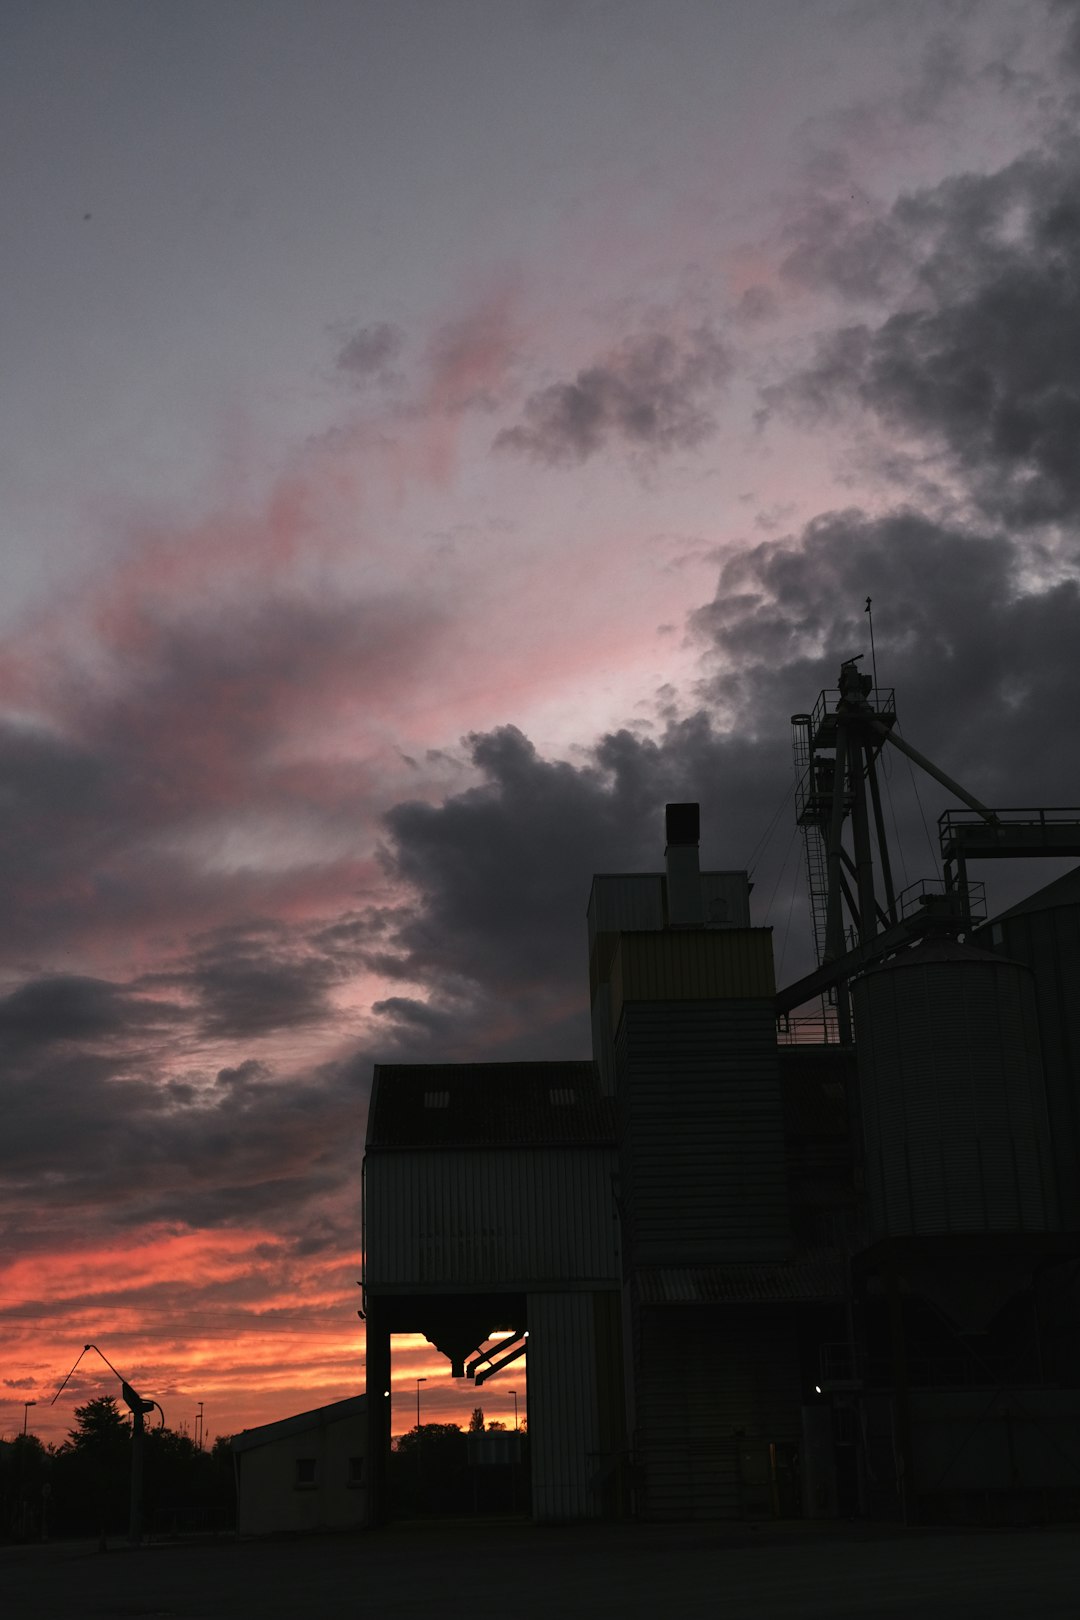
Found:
<box><xmin>52</xmin><ymin>1395</ymin><xmax>130</xmax><ymax>1539</ymax></box>
<box><xmin>394</xmin><ymin>1422</ymin><xmax>463</xmax><ymax>1456</ymax></box>
<box><xmin>66</xmin><ymin>1394</ymin><xmax>129</xmax><ymax>1452</ymax></box>
<box><xmin>468</xmin><ymin>1407</ymin><xmax>485</xmax><ymax>1432</ymax></box>
<box><xmin>1</xmin><ymin>1433</ymin><xmax>49</xmax><ymax>1542</ymax></box>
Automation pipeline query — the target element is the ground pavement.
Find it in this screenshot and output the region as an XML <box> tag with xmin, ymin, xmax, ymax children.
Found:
<box><xmin>2</xmin><ymin>1518</ymin><xmax>1079</xmax><ymax>1619</ymax></box>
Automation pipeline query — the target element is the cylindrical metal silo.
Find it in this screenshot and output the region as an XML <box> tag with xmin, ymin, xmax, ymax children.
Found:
<box><xmin>980</xmin><ymin>871</ymin><xmax>1080</xmax><ymax>1227</ymax></box>
<box><xmin>852</xmin><ymin>938</ymin><xmax>1057</xmax><ymax>1237</ymax></box>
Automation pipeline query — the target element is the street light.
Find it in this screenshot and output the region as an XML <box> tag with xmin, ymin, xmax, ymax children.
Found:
<box><xmin>415</xmin><ymin>1377</ymin><xmax>427</xmax><ymax>1430</ymax></box>
<box><xmin>23</xmin><ymin>1400</ymin><xmax>36</xmax><ymax>1436</ymax></box>
<box><xmin>508</xmin><ymin>1389</ymin><xmax>518</xmax><ymax>1430</ymax></box>
<box><xmin>53</xmin><ymin>1343</ymin><xmax>162</xmax><ymax>1546</ymax></box>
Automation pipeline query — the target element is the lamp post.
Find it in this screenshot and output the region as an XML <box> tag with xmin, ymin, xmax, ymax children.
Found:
<box><xmin>23</xmin><ymin>1400</ymin><xmax>36</xmax><ymax>1436</ymax></box>
<box><xmin>508</xmin><ymin>1389</ymin><xmax>518</xmax><ymax>1431</ymax></box>
<box><xmin>415</xmin><ymin>1377</ymin><xmax>427</xmax><ymax>1431</ymax></box>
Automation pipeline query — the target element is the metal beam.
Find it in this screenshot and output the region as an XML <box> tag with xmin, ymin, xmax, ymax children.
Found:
<box><xmin>776</xmin><ymin>913</ymin><xmax>928</xmax><ymax>1015</ymax></box>
<box><xmin>865</xmin><ymin>745</ymin><xmax>898</xmax><ymax>924</ymax></box>
<box><xmin>475</xmin><ymin>1339</ymin><xmax>528</xmax><ymax>1386</ymax></box>
<box><xmin>467</xmin><ymin>1332</ymin><xmax>525</xmax><ymax>1380</ymax></box>
<box><xmin>871</xmin><ymin>721</ymin><xmax>997</xmax><ymax>824</ymax></box>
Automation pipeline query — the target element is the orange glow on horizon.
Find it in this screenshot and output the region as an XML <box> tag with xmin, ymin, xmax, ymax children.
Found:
<box><xmin>2</xmin><ymin>1232</ymin><xmax>527</xmax><ymax>1449</ymax></box>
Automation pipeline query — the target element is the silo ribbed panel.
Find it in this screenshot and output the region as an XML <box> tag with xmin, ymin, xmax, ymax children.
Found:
<box><xmin>991</xmin><ymin>898</ymin><xmax>1080</xmax><ymax>1229</ymax></box>
<box><xmin>853</xmin><ymin>943</ymin><xmax>1057</xmax><ymax>1238</ymax></box>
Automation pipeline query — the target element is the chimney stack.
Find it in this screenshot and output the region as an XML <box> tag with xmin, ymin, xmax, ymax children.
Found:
<box><xmin>665</xmin><ymin>803</ymin><xmax>704</xmax><ymax>926</ymax></box>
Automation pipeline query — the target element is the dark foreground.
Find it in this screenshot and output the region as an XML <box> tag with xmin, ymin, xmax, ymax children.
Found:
<box><xmin>3</xmin><ymin>1518</ymin><xmax>1079</xmax><ymax>1619</ymax></box>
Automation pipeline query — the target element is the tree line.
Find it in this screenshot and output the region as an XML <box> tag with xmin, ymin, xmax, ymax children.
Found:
<box><xmin>1</xmin><ymin>1396</ymin><xmax>235</xmax><ymax>1543</ymax></box>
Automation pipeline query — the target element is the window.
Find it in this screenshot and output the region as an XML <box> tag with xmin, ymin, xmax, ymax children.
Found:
<box><xmin>347</xmin><ymin>1455</ymin><xmax>364</xmax><ymax>1487</ymax></box>
<box><xmin>295</xmin><ymin>1457</ymin><xmax>317</xmax><ymax>1488</ymax></box>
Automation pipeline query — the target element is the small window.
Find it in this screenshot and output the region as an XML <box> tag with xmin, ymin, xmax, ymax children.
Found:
<box><xmin>424</xmin><ymin>1090</ymin><xmax>450</xmax><ymax>1108</ymax></box>
<box><xmin>295</xmin><ymin>1457</ymin><xmax>317</xmax><ymax>1488</ymax></box>
<box><xmin>549</xmin><ymin>1088</ymin><xmax>576</xmax><ymax>1106</ymax></box>
<box><xmin>347</xmin><ymin>1455</ymin><xmax>364</xmax><ymax>1487</ymax></box>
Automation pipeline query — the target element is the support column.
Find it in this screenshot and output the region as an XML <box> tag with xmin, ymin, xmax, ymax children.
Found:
<box><xmin>850</xmin><ymin>740</ymin><xmax>877</xmax><ymax>950</ymax></box>
<box><xmin>824</xmin><ymin>724</ymin><xmax>849</xmax><ymax>964</ymax></box>
<box><xmin>364</xmin><ymin>1298</ymin><xmax>392</xmax><ymax>1527</ymax></box>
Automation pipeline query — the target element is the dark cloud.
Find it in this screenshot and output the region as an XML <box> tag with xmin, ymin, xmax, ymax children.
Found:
<box><xmin>774</xmin><ymin>135</ymin><xmax>1080</xmax><ymax>528</ymax></box>
<box><xmin>377</xmin><ymin>713</ymin><xmax>796</xmax><ymax>1054</ymax></box>
<box><xmin>0</xmin><ymin>975</ymin><xmax>178</xmax><ymax>1049</ymax></box>
<box><xmin>0</xmin><ymin>996</ymin><xmax>369</xmax><ymax>1239</ymax></box>
<box><xmin>182</xmin><ymin>925</ymin><xmax>344</xmax><ymax>1039</ymax></box>
<box><xmin>371</xmin><ymin>496</ymin><xmax>1080</xmax><ymax>1051</ymax></box>
<box><xmin>215</xmin><ymin>1058</ymin><xmax>271</xmax><ymax>1090</ymax></box>
<box><xmin>335</xmin><ymin>321</ymin><xmax>404</xmax><ymax>383</ymax></box>
<box><xmin>370</xmin><ymin>995</ymin><xmax>456</xmax><ymax>1035</ymax></box>
<box><xmin>0</xmin><ymin>589</ymin><xmax>443</xmax><ymax>962</ymax></box>
<box><xmin>495</xmin><ymin>325</ymin><xmax>731</xmax><ymax>464</ymax></box>
<box><xmin>694</xmin><ymin>506</ymin><xmax>1080</xmax><ymax>797</ymax></box>
<box><xmin>1050</xmin><ymin>0</ymin><xmax>1080</xmax><ymax>76</ymax></box>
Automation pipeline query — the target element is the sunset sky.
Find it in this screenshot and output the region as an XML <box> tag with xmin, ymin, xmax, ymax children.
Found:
<box><xmin>4</xmin><ymin>0</ymin><xmax>1080</xmax><ymax>1446</ymax></box>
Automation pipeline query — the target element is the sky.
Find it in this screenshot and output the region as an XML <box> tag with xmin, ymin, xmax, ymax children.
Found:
<box><xmin>3</xmin><ymin>0</ymin><xmax>1080</xmax><ymax>1446</ymax></box>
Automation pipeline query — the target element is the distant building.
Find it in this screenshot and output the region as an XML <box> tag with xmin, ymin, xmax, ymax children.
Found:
<box><xmin>232</xmin><ymin>1395</ymin><xmax>366</xmax><ymax>1536</ymax></box>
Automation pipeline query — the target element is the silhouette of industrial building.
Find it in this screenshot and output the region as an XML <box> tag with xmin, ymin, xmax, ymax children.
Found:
<box><xmin>363</xmin><ymin>668</ymin><xmax>1080</xmax><ymax>1525</ymax></box>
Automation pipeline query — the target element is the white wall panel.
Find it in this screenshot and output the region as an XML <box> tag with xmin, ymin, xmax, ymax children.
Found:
<box><xmin>528</xmin><ymin>1291</ymin><xmax>601</xmax><ymax>1520</ymax></box>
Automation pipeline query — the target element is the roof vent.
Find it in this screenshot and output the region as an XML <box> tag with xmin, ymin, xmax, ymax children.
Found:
<box><xmin>424</xmin><ymin>1090</ymin><xmax>450</xmax><ymax>1109</ymax></box>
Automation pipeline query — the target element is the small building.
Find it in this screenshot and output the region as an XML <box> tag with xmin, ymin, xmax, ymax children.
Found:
<box><xmin>232</xmin><ymin>1395</ymin><xmax>366</xmax><ymax>1536</ymax></box>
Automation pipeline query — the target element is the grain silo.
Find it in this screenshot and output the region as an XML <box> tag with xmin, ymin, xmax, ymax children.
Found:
<box><xmin>852</xmin><ymin>937</ymin><xmax>1057</xmax><ymax>1238</ymax></box>
<box><xmin>978</xmin><ymin>865</ymin><xmax>1080</xmax><ymax>1227</ymax></box>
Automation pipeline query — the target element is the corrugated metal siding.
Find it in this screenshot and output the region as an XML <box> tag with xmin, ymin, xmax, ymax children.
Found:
<box><xmin>528</xmin><ymin>1291</ymin><xmax>603</xmax><ymax>1520</ymax></box>
<box><xmin>854</xmin><ymin>954</ymin><xmax>1057</xmax><ymax>1238</ymax></box>
<box><xmin>587</xmin><ymin>874</ymin><xmax>665</xmax><ymax>941</ymax></box>
<box><xmin>364</xmin><ymin>1147</ymin><xmax>620</xmax><ymax>1287</ymax></box>
<box><xmin>614</xmin><ymin>1001</ymin><xmax>790</xmax><ymax>1264</ymax></box>
<box><xmin>588</xmin><ymin>875</ymin><xmax>753</xmax><ymax>1001</ymax></box>
<box><xmin>636</xmin><ymin>1252</ymin><xmax>847</xmax><ymax>1304</ymax></box>
<box><xmin>633</xmin><ymin>1304</ymin><xmax>802</xmax><ymax>1520</ymax></box>
<box><xmin>610</xmin><ymin>930</ymin><xmax>775</xmax><ymax>1027</ymax></box>
<box><xmin>995</xmin><ymin>902</ymin><xmax>1080</xmax><ymax>1227</ymax></box>
<box><xmin>591</xmin><ymin>982</ymin><xmax>615</xmax><ymax>1097</ymax></box>
<box><xmin>780</xmin><ymin>1046</ymin><xmax>862</xmax><ymax>1249</ymax></box>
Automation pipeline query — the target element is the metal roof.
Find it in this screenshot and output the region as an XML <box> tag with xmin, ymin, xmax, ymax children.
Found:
<box><xmin>636</xmin><ymin>1249</ymin><xmax>849</xmax><ymax>1306</ymax></box>
<box><xmin>366</xmin><ymin>1061</ymin><xmax>615</xmax><ymax>1150</ymax></box>
<box><xmin>231</xmin><ymin>1394</ymin><xmax>366</xmax><ymax>1453</ymax></box>
<box><xmin>981</xmin><ymin>861</ymin><xmax>1080</xmax><ymax>925</ymax></box>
